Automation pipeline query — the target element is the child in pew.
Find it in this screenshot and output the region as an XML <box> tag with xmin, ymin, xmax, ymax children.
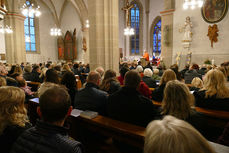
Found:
<box><xmin>17</xmin><ymin>79</ymin><xmax>35</xmax><ymax>102</ymax></box>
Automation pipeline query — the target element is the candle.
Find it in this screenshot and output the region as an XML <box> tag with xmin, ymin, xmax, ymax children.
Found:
<box><xmin>212</xmin><ymin>59</ymin><xmax>215</xmax><ymax>65</ymax></box>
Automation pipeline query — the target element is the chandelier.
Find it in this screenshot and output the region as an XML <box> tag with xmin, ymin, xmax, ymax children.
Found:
<box><xmin>122</xmin><ymin>0</ymin><xmax>135</xmax><ymax>36</ymax></box>
<box><xmin>0</xmin><ymin>25</ymin><xmax>13</xmax><ymax>34</ymax></box>
<box><xmin>124</xmin><ymin>26</ymin><xmax>135</xmax><ymax>36</ymax></box>
<box><xmin>183</xmin><ymin>0</ymin><xmax>204</xmax><ymax>10</ymax></box>
<box><xmin>21</xmin><ymin>1</ymin><xmax>41</xmax><ymax>17</ymax></box>
<box><xmin>50</xmin><ymin>28</ymin><xmax>62</xmax><ymax>36</ymax></box>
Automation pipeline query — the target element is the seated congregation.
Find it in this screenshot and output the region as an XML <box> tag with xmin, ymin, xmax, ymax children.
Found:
<box><xmin>0</xmin><ymin>60</ymin><xmax>229</xmax><ymax>153</ymax></box>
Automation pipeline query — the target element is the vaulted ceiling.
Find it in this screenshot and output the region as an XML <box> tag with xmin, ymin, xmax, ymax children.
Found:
<box><xmin>38</xmin><ymin>0</ymin><xmax>88</xmax><ymax>27</ymax></box>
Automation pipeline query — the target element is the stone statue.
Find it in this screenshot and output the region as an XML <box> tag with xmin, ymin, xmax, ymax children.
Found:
<box><xmin>82</xmin><ymin>37</ymin><xmax>87</xmax><ymax>52</ymax></box>
<box><xmin>122</xmin><ymin>0</ymin><xmax>134</xmax><ymax>26</ymax></box>
<box><xmin>181</xmin><ymin>16</ymin><xmax>193</xmax><ymax>42</ymax></box>
<box><xmin>207</xmin><ymin>24</ymin><xmax>219</xmax><ymax>48</ymax></box>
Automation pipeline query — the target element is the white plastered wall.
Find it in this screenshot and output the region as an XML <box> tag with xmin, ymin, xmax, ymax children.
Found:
<box><xmin>173</xmin><ymin>0</ymin><xmax>229</xmax><ymax>68</ymax></box>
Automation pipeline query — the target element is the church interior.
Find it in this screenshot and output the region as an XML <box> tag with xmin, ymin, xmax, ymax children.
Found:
<box><xmin>0</xmin><ymin>0</ymin><xmax>229</xmax><ymax>153</ymax></box>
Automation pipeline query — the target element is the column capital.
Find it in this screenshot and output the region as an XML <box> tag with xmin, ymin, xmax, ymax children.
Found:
<box><xmin>6</xmin><ymin>12</ymin><xmax>26</xmax><ymax>20</ymax></box>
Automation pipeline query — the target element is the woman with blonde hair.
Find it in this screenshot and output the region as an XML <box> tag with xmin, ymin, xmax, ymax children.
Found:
<box><xmin>194</xmin><ymin>69</ymin><xmax>229</xmax><ymax>111</ymax></box>
<box><xmin>190</xmin><ymin>77</ymin><xmax>203</xmax><ymax>92</ymax></box>
<box><xmin>161</xmin><ymin>80</ymin><xmax>206</xmax><ymax>136</ymax></box>
<box><xmin>144</xmin><ymin>115</ymin><xmax>216</xmax><ymax>153</ymax></box>
<box><xmin>152</xmin><ymin>69</ymin><xmax>176</xmax><ymax>102</ymax></box>
<box><xmin>0</xmin><ymin>86</ymin><xmax>31</xmax><ymax>153</ymax></box>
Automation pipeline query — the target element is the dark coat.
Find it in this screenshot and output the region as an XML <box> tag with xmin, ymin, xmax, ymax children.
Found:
<box><xmin>160</xmin><ymin>109</ymin><xmax>207</xmax><ymax>137</ymax></box>
<box><xmin>10</xmin><ymin>121</ymin><xmax>83</xmax><ymax>153</ymax></box>
<box><xmin>23</xmin><ymin>72</ymin><xmax>33</xmax><ymax>81</ymax></box>
<box><xmin>74</xmin><ymin>83</ymin><xmax>108</xmax><ymax>115</ymax></box>
<box><xmin>184</xmin><ymin>69</ymin><xmax>202</xmax><ymax>84</ymax></box>
<box><xmin>107</xmin><ymin>87</ymin><xmax>156</xmax><ymax>127</ymax></box>
<box><xmin>152</xmin><ymin>84</ymin><xmax>166</xmax><ymax>102</ymax></box>
<box><xmin>30</xmin><ymin>71</ymin><xmax>42</xmax><ymax>83</ymax></box>
<box><xmin>194</xmin><ymin>90</ymin><xmax>229</xmax><ymax>111</ymax></box>
<box><xmin>142</xmin><ymin>76</ymin><xmax>157</xmax><ymax>88</ymax></box>
<box><xmin>0</xmin><ymin>123</ymin><xmax>31</xmax><ymax>153</ymax></box>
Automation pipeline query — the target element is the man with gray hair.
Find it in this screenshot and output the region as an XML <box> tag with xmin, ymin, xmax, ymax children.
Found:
<box><xmin>107</xmin><ymin>70</ymin><xmax>156</xmax><ymax>127</ymax></box>
<box><xmin>74</xmin><ymin>71</ymin><xmax>108</xmax><ymax>115</ymax></box>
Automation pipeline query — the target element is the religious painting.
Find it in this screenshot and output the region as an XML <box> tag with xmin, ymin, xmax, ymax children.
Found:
<box><xmin>201</xmin><ymin>0</ymin><xmax>228</xmax><ymax>23</ymax></box>
<box><xmin>57</xmin><ymin>37</ymin><xmax>64</xmax><ymax>60</ymax></box>
<box><xmin>64</xmin><ymin>31</ymin><xmax>73</xmax><ymax>60</ymax></box>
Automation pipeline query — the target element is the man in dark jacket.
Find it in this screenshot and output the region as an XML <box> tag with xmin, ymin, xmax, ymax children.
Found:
<box><xmin>30</xmin><ymin>65</ymin><xmax>42</xmax><ymax>82</ymax></box>
<box><xmin>74</xmin><ymin>71</ymin><xmax>108</xmax><ymax>115</ymax></box>
<box><xmin>184</xmin><ymin>64</ymin><xmax>202</xmax><ymax>84</ymax></box>
<box><xmin>107</xmin><ymin>70</ymin><xmax>156</xmax><ymax>127</ymax></box>
<box><xmin>10</xmin><ymin>87</ymin><xmax>83</xmax><ymax>153</ymax></box>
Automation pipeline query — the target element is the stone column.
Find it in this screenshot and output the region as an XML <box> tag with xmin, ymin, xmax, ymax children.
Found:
<box><xmin>145</xmin><ymin>0</ymin><xmax>150</xmax><ymax>52</ymax></box>
<box><xmin>160</xmin><ymin>0</ymin><xmax>175</xmax><ymax>67</ymax></box>
<box><xmin>5</xmin><ymin>0</ymin><xmax>26</xmax><ymax>64</ymax></box>
<box><xmin>88</xmin><ymin>0</ymin><xmax>119</xmax><ymax>72</ymax></box>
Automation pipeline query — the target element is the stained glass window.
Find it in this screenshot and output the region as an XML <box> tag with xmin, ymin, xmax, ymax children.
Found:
<box><xmin>24</xmin><ymin>1</ymin><xmax>36</xmax><ymax>52</ymax></box>
<box><xmin>130</xmin><ymin>4</ymin><xmax>140</xmax><ymax>54</ymax></box>
<box><xmin>153</xmin><ymin>20</ymin><xmax>161</xmax><ymax>55</ymax></box>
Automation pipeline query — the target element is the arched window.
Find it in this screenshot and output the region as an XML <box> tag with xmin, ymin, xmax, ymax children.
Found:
<box><xmin>24</xmin><ymin>0</ymin><xmax>38</xmax><ymax>52</ymax></box>
<box><xmin>153</xmin><ymin>19</ymin><xmax>161</xmax><ymax>55</ymax></box>
<box><xmin>130</xmin><ymin>3</ymin><xmax>140</xmax><ymax>55</ymax></box>
<box><xmin>151</xmin><ymin>17</ymin><xmax>161</xmax><ymax>59</ymax></box>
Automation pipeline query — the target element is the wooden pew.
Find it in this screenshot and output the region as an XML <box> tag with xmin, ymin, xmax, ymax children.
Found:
<box><xmin>26</xmin><ymin>81</ymin><xmax>41</xmax><ymax>92</ymax></box>
<box><xmin>27</xmin><ymin>99</ymin><xmax>229</xmax><ymax>152</ymax></box>
<box><xmin>68</xmin><ymin>115</ymin><xmax>145</xmax><ymax>149</ymax></box>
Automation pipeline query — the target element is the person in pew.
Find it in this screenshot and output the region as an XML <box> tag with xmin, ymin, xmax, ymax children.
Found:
<box><xmin>152</xmin><ymin>69</ymin><xmax>176</xmax><ymax>102</ymax></box>
<box><xmin>117</xmin><ymin>66</ymin><xmax>129</xmax><ymax>85</ymax></box>
<box><xmin>0</xmin><ymin>65</ymin><xmax>18</xmax><ymax>86</ymax></box>
<box><xmin>107</xmin><ymin>70</ymin><xmax>156</xmax><ymax>127</ymax></box>
<box><xmin>95</xmin><ymin>66</ymin><xmax>105</xmax><ymax>78</ymax></box>
<box><xmin>190</xmin><ymin>77</ymin><xmax>203</xmax><ymax>92</ymax></box>
<box><xmin>0</xmin><ymin>86</ymin><xmax>32</xmax><ymax>153</ymax></box>
<box><xmin>74</xmin><ymin>71</ymin><xmax>108</xmax><ymax>115</ymax></box>
<box><xmin>30</xmin><ymin>65</ymin><xmax>42</xmax><ymax>83</ymax></box>
<box><xmin>144</xmin><ymin>115</ymin><xmax>216</xmax><ymax>153</ymax></box>
<box><xmin>0</xmin><ymin>76</ymin><xmax>6</xmax><ymax>86</ymax></box>
<box><xmin>61</xmin><ymin>71</ymin><xmax>78</xmax><ymax>106</ymax></box>
<box><xmin>142</xmin><ymin>68</ymin><xmax>157</xmax><ymax>88</ymax></box>
<box><xmin>10</xmin><ymin>87</ymin><xmax>83</xmax><ymax>153</ymax></box>
<box><xmin>23</xmin><ymin>65</ymin><xmax>33</xmax><ymax>81</ymax></box>
<box><xmin>38</xmin><ymin>69</ymin><xmax>60</xmax><ymax>97</ymax></box>
<box><xmin>184</xmin><ymin>63</ymin><xmax>202</xmax><ymax>84</ymax></box>
<box><xmin>160</xmin><ymin>80</ymin><xmax>207</xmax><ymax>136</ymax></box>
<box><xmin>18</xmin><ymin>79</ymin><xmax>35</xmax><ymax>102</ymax></box>
<box><xmin>194</xmin><ymin>69</ymin><xmax>229</xmax><ymax>111</ymax></box>
<box><xmin>100</xmin><ymin>69</ymin><xmax>121</xmax><ymax>95</ymax></box>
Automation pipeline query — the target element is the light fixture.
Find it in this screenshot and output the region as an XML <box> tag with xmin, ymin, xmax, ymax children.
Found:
<box><xmin>21</xmin><ymin>1</ymin><xmax>41</xmax><ymax>17</ymax></box>
<box><xmin>124</xmin><ymin>26</ymin><xmax>135</xmax><ymax>36</ymax></box>
<box><xmin>183</xmin><ymin>0</ymin><xmax>203</xmax><ymax>10</ymax></box>
<box><xmin>85</xmin><ymin>20</ymin><xmax>90</xmax><ymax>28</ymax></box>
<box><xmin>0</xmin><ymin>25</ymin><xmax>13</xmax><ymax>34</ymax></box>
<box><xmin>50</xmin><ymin>28</ymin><xmax>62</xmax><ymax>36</ymax></box>
<box><xmin>122</xmin><ymin>0</ymin><xmax>135</xmax><ymax>36</ymax></box>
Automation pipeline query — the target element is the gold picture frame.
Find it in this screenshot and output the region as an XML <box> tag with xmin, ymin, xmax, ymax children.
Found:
<box><xmin>201</xmin><ymin>0</ymin><xmax>228</xmax><ymax>23</ymax></box>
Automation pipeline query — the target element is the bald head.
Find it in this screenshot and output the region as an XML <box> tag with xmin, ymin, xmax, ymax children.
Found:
<box><xmin>87</xmin><ymin>71</ymin><xmax>101</xmax><ymax>85</ymax></box>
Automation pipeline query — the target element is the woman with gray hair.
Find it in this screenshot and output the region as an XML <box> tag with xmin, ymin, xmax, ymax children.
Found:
<box><xmin>142</xmin><ymin>68</ymin><xmax>157</xmax><ymax>88</ymax></box>
<box><xmin>144</xmin><ymin>115</ymin><xmax>216</xmax><ymax>153</ymax></box>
